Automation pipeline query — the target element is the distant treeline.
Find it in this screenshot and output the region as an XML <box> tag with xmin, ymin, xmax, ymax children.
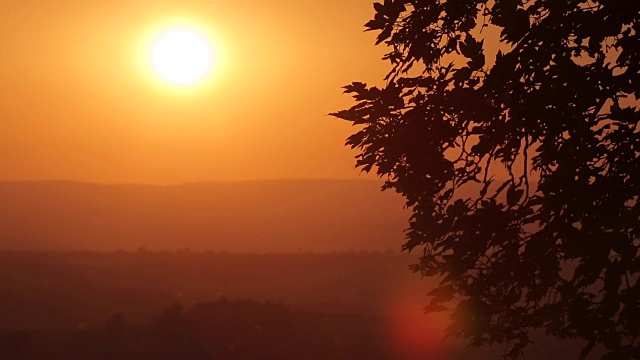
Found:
<box><xmin>0</xmin><ymin>251</ymin><xmax>424</xmax><ymax>331</ymax></box>
<box><xmin>0</xmin><ymin>297</ymin><xmax>591</xmax><ymax>360</ymax></box>
<box><xmin>0</xmin><ymin>298</ymin><xmax>392</xmax><ymax>360</ymax></box>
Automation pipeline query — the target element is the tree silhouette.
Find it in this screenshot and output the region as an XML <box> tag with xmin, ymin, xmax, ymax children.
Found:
<box><xmin>331</xmin><ymin>1</ymin><xmax>639</xmax><ymax>358</ymax></box>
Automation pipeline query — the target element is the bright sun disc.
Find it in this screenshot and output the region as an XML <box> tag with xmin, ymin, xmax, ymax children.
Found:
<box><xmin>151</xmin><ymin>28</ymin><xmax>213</xmax><ymax>85</ymax></box>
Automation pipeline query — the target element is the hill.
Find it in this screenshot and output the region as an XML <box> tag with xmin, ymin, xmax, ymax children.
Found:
<box><xmin>0</xmin><ymin>179</ymin><xmax>408</xmax><ymax>252</ymax></box>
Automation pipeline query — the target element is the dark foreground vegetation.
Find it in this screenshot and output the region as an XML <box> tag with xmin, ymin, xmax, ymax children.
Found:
<box><xmin>0</xmin><ymin>251</ymin><xmax>602</xmax><ymax>359</ymax></box>
<box><xmin>0</xmin><ymin>298</ymin><xmax>391</xmax><ymax>360</ymax></box>
<box><xmin>0</xmin><ymin>298</ymin><xmax>598</xmax><ymax>360</ymax></box>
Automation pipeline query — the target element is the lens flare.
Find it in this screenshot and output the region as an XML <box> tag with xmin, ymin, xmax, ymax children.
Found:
<box><xmin>382</xmin><ymin>282</ymin><xmax>453</xmax><ymax>359</ymax></box>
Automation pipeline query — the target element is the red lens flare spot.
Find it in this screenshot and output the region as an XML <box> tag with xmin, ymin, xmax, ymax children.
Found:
<box><xmin>382</xmin><ymin>282</ymin><xmax>453</xmax><ymax>360</ymax></box>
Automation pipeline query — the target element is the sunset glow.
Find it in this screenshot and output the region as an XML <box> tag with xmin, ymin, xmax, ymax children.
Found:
<box><xmin>0</xmin><ymin>1</ymin><xmax>636</xmax><ymax>359</ymax></box>
<box><xmin>151</xmin><ymin>28</ymin><xmax>213</xmax><ymax>85</ymax></box>
<box><xmin>1</xmin><ymin>1</ymin><xmax>386</xmax><ymax>183</ymax></box>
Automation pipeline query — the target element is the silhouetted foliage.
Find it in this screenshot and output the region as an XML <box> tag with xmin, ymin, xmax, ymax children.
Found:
<box><xmin>332</xmin><ymin>0</ymin><xmax>640</xmax><ymax>358</ymax></box>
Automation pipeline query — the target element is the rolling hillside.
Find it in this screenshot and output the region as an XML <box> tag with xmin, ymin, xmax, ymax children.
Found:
<box><xmin>0</xmin><ymin>180</ymin><xmax>409</xmax><ymax>252</ymax></box>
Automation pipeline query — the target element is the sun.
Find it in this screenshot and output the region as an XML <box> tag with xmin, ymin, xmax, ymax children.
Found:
<box><xmin>151</xmin><ymin>27</ymin><xmax>213</xmax><ymax>85</ymax></box>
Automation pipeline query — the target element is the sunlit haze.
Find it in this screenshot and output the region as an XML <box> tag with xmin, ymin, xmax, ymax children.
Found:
<box><xmin>0</xmin><ymin>0</ymin><xmax>388</xmax><ymax>184</ymax></box>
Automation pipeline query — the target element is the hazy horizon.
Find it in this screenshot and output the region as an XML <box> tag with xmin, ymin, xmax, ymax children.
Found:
<box><xmin>0</xmin><ymin>179</ymin><xmax>410</xmax><ymax>252</ymax></box>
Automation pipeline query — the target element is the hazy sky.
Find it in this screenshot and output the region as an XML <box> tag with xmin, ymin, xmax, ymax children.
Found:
<box><xmin>0</xmin><ymin>0</ymin><xmax>388</xmax><ymax>183</ymax></box>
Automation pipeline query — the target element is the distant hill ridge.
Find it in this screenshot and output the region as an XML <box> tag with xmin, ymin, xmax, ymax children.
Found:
<box><xmin>0</xmin><ymin>179</ymin><xmax>409</xmax><ymax>252</ymax></box>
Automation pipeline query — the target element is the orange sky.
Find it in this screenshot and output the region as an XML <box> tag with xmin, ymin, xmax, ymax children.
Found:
<box><xmin>0</xmin><ymin>0</ymin><xmax>388</xmax><ymax>184</ymax></box>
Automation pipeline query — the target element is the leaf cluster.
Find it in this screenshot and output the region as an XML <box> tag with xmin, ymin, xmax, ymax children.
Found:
<box><xmin>331</xmin><ymin>0</ymin><xmax>640</xmax><ymax>358</ymax></box>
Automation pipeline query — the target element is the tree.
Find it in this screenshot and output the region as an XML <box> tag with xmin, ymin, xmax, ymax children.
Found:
<box><xmin>331</xmin><ymin>0</ymin><xmax>640</xmax><ymax>358</ymax></box>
